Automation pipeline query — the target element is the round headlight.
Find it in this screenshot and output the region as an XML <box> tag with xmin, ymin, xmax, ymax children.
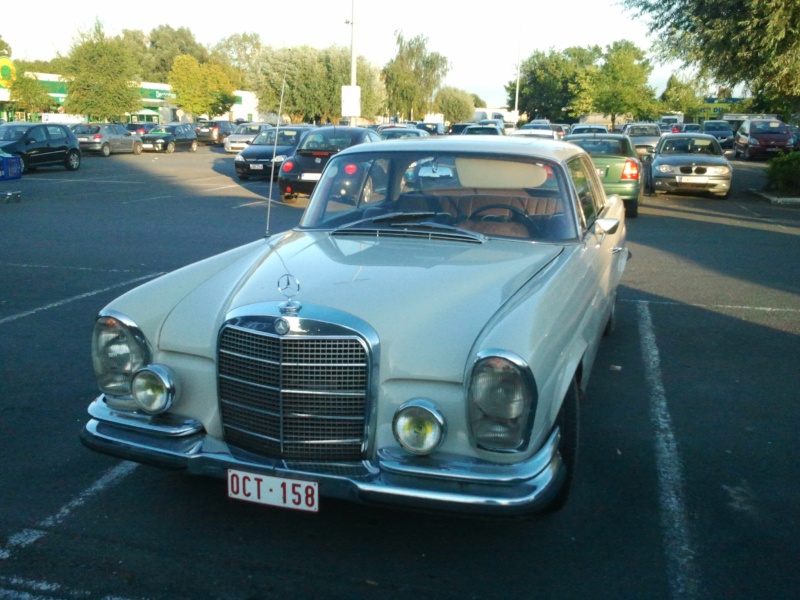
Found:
<box><xmin>131</xmin><ymin>365</ymin><xmax>176</xmax><ymax>414</ymax></box>
<box><xmin>234</xmin><ymin>153</ymin><xmax>245</xmax><ymax>162</ymax></box>
<box><xmin>392</xmin><ymin>399</ymin><xmax>445</xmax><ymax>455</ymax></box>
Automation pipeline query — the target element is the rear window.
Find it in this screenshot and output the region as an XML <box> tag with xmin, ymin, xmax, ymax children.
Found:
<box><xmin>298</xmin><ymin>130</ymin><xmax>362</xmax><ymax>152</ymax></box>
<box><xmin>752</xmin><ymin>121</ymin><xmax>789</xmax><ymax>134</ymax></box>
<box><xmin>73</xmin><ymin>125</ymin><xmax>100</xmax><ymax>134</ymax></box>
<box><xmin>570</xmin><ymin>139</ymin><xmax>628</xmax><ymax>156</ymax></box>
<box><xmin>702</xmin><ymin>122</ymin><xmax>731</xmax><ymax>131</ymax></box>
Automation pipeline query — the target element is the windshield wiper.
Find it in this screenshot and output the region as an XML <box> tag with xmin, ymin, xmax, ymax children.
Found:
<box><xmin>330</xmin><ymin>211</ymin><xmax>436</xmax><ymax>233</ymax></box>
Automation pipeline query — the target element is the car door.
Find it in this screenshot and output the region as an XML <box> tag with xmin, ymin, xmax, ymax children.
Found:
<box><xmin>566</xmin><ymin>155</ymin><xmax>626</xmax><ymax>368</ymax></box>
<box><xmin>44</xmin><ymin>125</ymin><xmax>71</xmax><ymax>164</ymax></box>
<box><xmin>20</xmin><ymin>125</ymin><xmax>52</xmax><ymax>167</ymax></box>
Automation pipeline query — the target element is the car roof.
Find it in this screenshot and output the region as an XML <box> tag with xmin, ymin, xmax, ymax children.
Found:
<box><xmin>658</xmin><ymin>133</ymin><xmax>719</xmax><ymax>141</ymax></box>
<box><xmin>564</xmin><ymin>133</ymin><xmax>628</xmax><ymax>140</ymax></box>
<box><xmin>338</xmin><ymin>136</ymin><xmax>586</xmax><ymax>162</ymax></box>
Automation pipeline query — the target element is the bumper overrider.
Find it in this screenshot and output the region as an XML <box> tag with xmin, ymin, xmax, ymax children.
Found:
<box><xmin>80</xmin><ymin>397</ymin><xmax>565</xmax><ymax>516</ymax></box>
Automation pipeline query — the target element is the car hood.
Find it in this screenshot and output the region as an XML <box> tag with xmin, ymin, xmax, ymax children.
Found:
<box><xmin>158</xmin><ymin>231</ymin><xmax>563</xmax><ymax>381</ymax></box>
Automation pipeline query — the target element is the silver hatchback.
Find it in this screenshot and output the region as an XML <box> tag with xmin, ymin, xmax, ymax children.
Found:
<box><xmin>71</xmin><ymin>123</ymin><xmax>143</xmax><ymax>156</ymax></box>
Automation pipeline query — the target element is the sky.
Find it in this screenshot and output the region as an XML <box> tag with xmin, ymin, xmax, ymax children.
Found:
<box><xmin>1</xmin><ymin>0</ymin><xmax>685</xmax><ymax>108</ymax></box>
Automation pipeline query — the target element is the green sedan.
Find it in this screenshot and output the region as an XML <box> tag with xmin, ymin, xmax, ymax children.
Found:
<box><xmin>564</xmin><ymin>133</ymin><xmax>643</xmax><ymax>218</ymax></box>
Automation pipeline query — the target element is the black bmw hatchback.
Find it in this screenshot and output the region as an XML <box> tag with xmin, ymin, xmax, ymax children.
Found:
<box><xmin>278</xmin><ymin>126</ymin><xmax>381</xmax><ymax>201</ymax></box>
<box><xmin>234</xmin><ymin>125</ymin><xmax>315</xmax><ymax>181</ymax></box>
<box><xmin>0</xmin><ymin>122</ymin><xmax>81</xmax><ymax>172</ymax></box>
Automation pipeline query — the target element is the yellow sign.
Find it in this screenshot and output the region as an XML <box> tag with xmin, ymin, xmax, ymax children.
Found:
<box><xmin>0</xmin><ymin>56</ymin><xmax>17</xmax><ymax>89</ymax></box>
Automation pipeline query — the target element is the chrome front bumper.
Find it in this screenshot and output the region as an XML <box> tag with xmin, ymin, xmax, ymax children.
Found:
<box><xmin>81</xmin><ymin>397</ymin><xmax>565</xmax><ymax>516</ymax></box>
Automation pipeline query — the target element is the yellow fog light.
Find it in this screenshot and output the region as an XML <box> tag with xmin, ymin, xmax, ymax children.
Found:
<box><xmin>131</xmin><ymin>365</ymin><xmax>176</xmax><ymax>414</ymax></box>
<box><xmin>392</xmin><ymin>399</ymin><xmax>445</xmax><ymax>455</ymax></box>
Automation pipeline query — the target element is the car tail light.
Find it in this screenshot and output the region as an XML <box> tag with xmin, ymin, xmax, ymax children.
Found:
<box><xmin>621</xmin><ymin>159</ymin><xmax>640</xmax><ymax>180</ymax></box>
<box><xmin>282</xmin><ymin>160</ymin><xmax>294</xmax><ymax>172</ymax></box>
<box><xmin>92</xmin><ymin>134</ymin><xmax>103</xmax><ymax>140</ymax></box>
<box><xmin>671</xmin><ymin>126</ymin><xmax>680</xmax><ymax>133</ymax></box>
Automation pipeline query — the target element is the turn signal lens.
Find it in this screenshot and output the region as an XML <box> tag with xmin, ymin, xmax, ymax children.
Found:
<box><xmin>393</xmin><ymin>400</ymin><xmax>445</xmax><ymax>455</ymax></box>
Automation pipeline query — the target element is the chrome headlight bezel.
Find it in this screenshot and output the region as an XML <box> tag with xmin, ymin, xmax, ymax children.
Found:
<box><xmin>392</xmin><ymin>399</ymin><xmax>446</xmax><ymax>456</ymax></box>
<box><xmin>91</xmin><ymin>311</ymin><xmax>151</xmax><ymax>397</ymax></box>
<box><xmin>131</xmin><ymin>364</ymin><xmax>176</xmax><ymax>414</ymax></box>
<box><xmin>468</xmin><ymin>351</ymin><xmax>537</xmax><ymax>453</ymax></box>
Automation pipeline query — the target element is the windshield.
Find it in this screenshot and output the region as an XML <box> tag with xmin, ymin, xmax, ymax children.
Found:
<box><xmin>300</xmin><ymin>150</ymin><xmax>577</xmax><ymax>243</ymax></box>
<box><xmin>570</xmin><ymin>139</ymin><xmax>628</xmax><ymax>156</ymax></box>
<box><xmin>150</xmin><ymin>126</ymin><xmax>175</xmax><ymax>135</ymax></box>
<box><xmin>297</xmin><ymin>129</ymin><xmax>362</xmax><ymax>153</ymax></box>
<box><xmin>0</xmin><ymin>125</ymin><xmax>30</xmax><ymax>141</ymax></box>
<box><xmin>659</xmin><ymin>137</ymin><xmax>722</xmax><ymax>155</ymax></box>
<box><xmin>234</xmin><ymin>124</ymin><xmax>266</xmax><ymax>135</ymax></box>
<box><xmin>627</xmin><ymin>126</ymin><xmax>660</xmax><ymax>136</ymax></box>
<box><xmin>703</xmin><ymin>122</ymin><xmax>731</xmax><ymax>131</ymax></box>
<box><xmin>252</xmin><ymin>128</ymin><xmax>304</xmax><ymax>146</ymax></box>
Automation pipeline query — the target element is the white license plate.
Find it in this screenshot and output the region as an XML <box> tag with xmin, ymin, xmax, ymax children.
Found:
<box><xmin>228</xmin><ymin>469</ymin><xmax>319</xmax><ymax>512</ymax></box>
<box><xmin>300</xmin><ymin>172</ymin><xmax>321</xmax><ymax>181</ymax></box>
<box><xmin>249</xmin><ymin>164</ymin><xmax>264</xmax><ymax>170</ymax></box>
<box><xmin>676</xmin><ymin>176</ymin><xmax>708</xmax><ymax>183</ymax></box>
<box><xmin>767</xmin><ymin>147</ymin><xmax>780</xmax><ymax>152</ymax></box>
<box><xmin>142</xmin><ymin>143</ymin><xmax>153</xmax><ymax>149</ymax></box>
<box><xmin>78</xmin><ymin>137</ymin><xmax>88</xmax><ymax>141</ymax></box>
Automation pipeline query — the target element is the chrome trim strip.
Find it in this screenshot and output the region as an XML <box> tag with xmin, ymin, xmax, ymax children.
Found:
<box><xmin>87</xmin><ymin>396</ymin><xmax>203</xmax><ymax>437</ymax></box>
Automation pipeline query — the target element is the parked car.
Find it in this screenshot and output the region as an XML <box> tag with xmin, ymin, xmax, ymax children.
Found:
<box><xmin>80</xmin><ymin>136</ymin><xmax>629</xmax><ymax>517</ymax></box>
<box><xmin>671</xmin><ymin>123</ymin><xmax>701</xmax><ymax>133</ymax></box>
<box><xmin>461</xmin><ymin>124</ymin><xmax>503</xmax><ymax>135</ymax></box>
<box><xmin>140</xmin><ymin>123</ymin><xmax>198</xmax><ymax>153</ymax></box>
<box><xmin>234</xmin><ymin>126</ymin><xmax>314</xmax><ymax>181</ymax></box>
<box><xmin>734</xmin><ymin>119</ymin><xmax>794</xmax><ymax>160</ymax></box>
<box><xmin>517</xmin><ymin>123</ymin><xmax>559</xmax><ymax>139</ymax></box>
<box><xmin>699</xmin><ymin>120</ymin><xmax>734</xmax><ymax>149</ymax></box>
<box><xmin>551</xmin><ymin>124</ymin><xmax>570</xmax><ymax>139</ymax></box>
<box><xmin>379</xmin><ymin>128</ymin><xmax>430</xmax><ymax>140</ymax></box>
<box><xmin>195</xmin><ymin>119</ymin><xmax>236</xmax><ymax>146</ymax></box>
<box><xmin>278</xmin><ymin>126</ymin><xmax>381</xmax><ymax>201</ymax></box>
<box><xmin>648</xmin><ymin>133</ymin><xmax>732</xmax><ymax>198</ymax></box>
<box><xmin>416</xmin><ymin>122</ymin><xmax>446</xmax><ymax>136</ymax></box>
<box><xmin>565</xmin><ymin>133</ymin><xmax>643</xmax><ymax>217</ymax></box>
<box><xmin>71</xmin><ymin>123</ymin><xmax>143</xmax><ymax>156</ymax></box>
<box><xmin>448</xmin><ymin>122</ymin><xmax>472</xmax><ymax>135</ymax></box>
<box><xmin>125</xmin><ymin>122</ymin><xmax>159</xmax><ymax>136</ymax></box>
<box><xmin>570</xmin><ymin>125</ymin><xmax>609</xmax><ymax>135</ymax></box>
<box><xmin>0</xmin><ymin>122</ymin><xmax>81</xmax><ymax>172</ymax></box>
<box><xmin>622</xmin><ymin>123</ymin><xmax>663</xmax><ymax>157</ymax></box>
<box><xmin>224</xmin><ymin>122</ymin><xmax>274</xmax><ymax>154</ymax></box>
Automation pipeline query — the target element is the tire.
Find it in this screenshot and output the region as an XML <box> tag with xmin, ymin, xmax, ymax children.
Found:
<box><xmin>603</xmin><ymin>292</ymin><xmax>616</xmax><ymax>337</ymax></box>
<box><xmin>133</xmin><ymin>142</ymin><xmax>142</xmax><ymax>155</ymax></box>
<box><xmin>625</xmin><ymin>201</ymin><xmax>638</xmax><ymax>218</ymax></box>
<box><xmin>65</xmin><ymin>150</ymin><xmax>81</xmax><ymax>171</ymax></box>
<box><xmin>166</xmin><ymin>141</ymin><xmax>175</xmax><ymax>154</ymax></box>
<box><xmin>544</xmin><ymin>376</ymin><xmax>580</xmax><ymax>513</ymax></box>
<box><xmin>190</xmin><ymin>140</ymin><xmax>198</xmax><ymax>153</ymax></box>
<box><xmin>100</xmin><ymin>144</ymin><xmax>111</xmax><ymax>157</ymax></box>
<box><xmin>19</xmin><ymin>154</ymin><xmax>29</xmax><ymax>173</ymax></box>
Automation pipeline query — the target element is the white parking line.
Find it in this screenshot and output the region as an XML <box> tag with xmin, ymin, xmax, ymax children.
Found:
<box><xmin>637</xmin><ymin>302</ymin><xmax>701</xmax><ymax>600</ymax></box>
<box><xmin>0</xmin><ymin>575</ymin><xmax>139</xmax><ymax>600</ymax></box>
<box><xmin>0</xmin><ymin>273</ymin><xmax>163</xmax><ymax>326</ymax></box>
<box><xmin>0</xmin><ymin>462</ymin><xmax>138</xmax><ymax>560</ymax></box>
<box><xmin>623</xmin><ymin>298</ymin><xmax>799</xmax><ymax>313</ymax></box>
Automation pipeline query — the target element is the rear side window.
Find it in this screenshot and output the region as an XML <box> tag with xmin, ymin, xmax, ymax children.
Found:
<box><xmin>47</xmin><ymin>125</ymin><xmax>68</xmax><ymax>141</ymax></box>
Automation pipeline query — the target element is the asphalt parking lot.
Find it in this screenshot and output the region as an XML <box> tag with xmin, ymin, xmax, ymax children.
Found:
<box><xmin>1</xmin><ymin>147</ymin><xmax>798</xmax><ymax>599</ymax></box>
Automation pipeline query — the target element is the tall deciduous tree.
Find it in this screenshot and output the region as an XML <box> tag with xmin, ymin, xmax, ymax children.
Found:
<box><xmin>62</xmin><ymin>21</ymin><xmax>142</xmax><ymax>121</ymax></box>
<box><xmin>9</xmin><ymin>72</ymin><xmax>53</xmax><ymax>114</ymax></box>
<box><xmin>435</xmin><ymin>87</ymin><xmax>474</xmax><ymax>124</ymax></box>
<box><xmin>660</xmin><ymin>74</ymin><xmax>708</xmax><ymax>119</ymax></box>
<box><xmin>168</xmin><ymin>55</ymin><xmax>235</xmax><ymax>118</ymax></box>
<box><xmin>623</xmin><ymin>0</ymin><xmax>800</xmax><ymax>96</ymax></box>
<box><xmin>383</xmin><ymin>33</ymin><xmax>449</xmax><ymax>120</ymax></box>
<box><xmin>148</xmin><ymin>25</ymin><xmax>208</xmax><ymax>84</ymax></box>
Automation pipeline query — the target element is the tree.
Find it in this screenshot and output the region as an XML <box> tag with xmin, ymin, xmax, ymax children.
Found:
<box><xmin>471</xmin><ymin>94</ymin><xmax>486</xmax><ymax>108</ymax></box>
<box><xmin>9</xmin><ymin>72</ymin><xmax>53</xmax><ymax>114</ymax></box>
<box><xmin>168</xmin><ymin>55</ymin><xmax>235</xmax><ymax>118</ymax></box>
<box><xmin>510</xmin><ymin>46</ymin><xmax>601</xmax><ymax>122</ymax></box>
<box><xmin>383</xmin><ymin>33</ymin><xmax>449</xmax><ymax>120</ymax></box>
<box><xmin>623</xmin><ymin>0</ymin><xmax>800</xmax><ymax>97</ymax></box>
<box><xmin>148</xmin><ymin>25</ymin><xmax>208</xmax><ymax>84</ymax></box>
<box><xmin>660</xmin><ymin>74</ymin><xmax>707</xmax><ymax>119</ymax></box>
<box><xmin>212</xmin><ymin>33</ymin><xmax>263</xmax><ymax>90</ymax></box>
<box><xmin>61</xmin><ymin>21</ymin><xmax>142</xmax><ymax>120</ymax></box>
<box><xmin>435</xmin><ymin>87</ymin><xmax>474</xmax><ymax>123</ymax></box>
<box><xmin>0</xmin><ymin>36</ymin><xmax>11</xmax><ymax>57</ymax></box>
<box><xmin>119</xmin><ymin>29</ymin><xmax>155</xmax><ymax>81</ymax></box>
<box><xmin>572</xmin><ymin>41</ymin><xmax>656</xmax><ymax>128</ymax></box>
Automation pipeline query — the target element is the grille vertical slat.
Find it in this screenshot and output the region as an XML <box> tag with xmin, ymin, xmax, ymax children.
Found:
<box><xmin>218</xmin><ymin>324</ymin><xmax>368</xmax><ymax>461</ymax></box>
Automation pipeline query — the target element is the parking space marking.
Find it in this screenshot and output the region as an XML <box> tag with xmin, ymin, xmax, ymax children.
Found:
<box><xmin>0</xmin><ymin>462</ymin><xmax>138</xmax><ymax>561</ymax></box>
<box><xmin>622</xmin><ymin>298</ymin><xmax>799</xmax><ymax>313</ymax></box>
<box><xmin>637</xmin><ymin>302</ymin><xmax>701</xmax><ymax>600</ymax></box>
<box><xmin>0</xmin><ymin>575</ymin><xmax>139</xmax><ymax>600</ymax></box>
<box><xmin>0</xmin><ymin>273</ymin><xmax>163</xmax><ymax>326</ymax></box>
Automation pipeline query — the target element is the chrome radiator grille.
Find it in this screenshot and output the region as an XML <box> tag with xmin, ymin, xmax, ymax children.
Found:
<box><xmin>218</xmin><ymin>322</ymin><xmax>368</xmax><ymax>461</ymax></box>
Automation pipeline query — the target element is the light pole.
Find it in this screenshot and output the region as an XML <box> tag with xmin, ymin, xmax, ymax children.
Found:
<box><xmin>346</xmin><ymin>0</ymin><xmax>356</xmax><ymax>87</ymax></box>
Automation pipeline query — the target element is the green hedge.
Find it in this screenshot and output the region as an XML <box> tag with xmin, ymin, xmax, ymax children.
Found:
<box><xmin>766</xmin><ymin>152</ymin><xmax>800</xmax><ymax>193</ymax></box>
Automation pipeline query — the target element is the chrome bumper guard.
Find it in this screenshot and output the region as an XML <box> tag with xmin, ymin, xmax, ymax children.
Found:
<box><xmin>81</xmin><ymin>396</ymin><xmax>565</xmax><ymax>516</ymax></box>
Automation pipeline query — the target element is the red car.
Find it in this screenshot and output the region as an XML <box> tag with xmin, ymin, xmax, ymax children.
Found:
<box><xmin>734</xmin><ymin>119</ymin><xmax>794</xmax><ymax>159</ymax></box>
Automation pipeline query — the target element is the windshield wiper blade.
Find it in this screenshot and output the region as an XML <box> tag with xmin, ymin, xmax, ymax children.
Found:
<box><xmin>330</xmin><ymin>212</ymin><xmax>436</xmax><ymax>233</ymax></box>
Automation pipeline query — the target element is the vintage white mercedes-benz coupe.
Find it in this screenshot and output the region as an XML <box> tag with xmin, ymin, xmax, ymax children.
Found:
<box><xmin>81</xmin><ymin>136</ymin><xmax>629</xmax><ymax>516</ymax></box>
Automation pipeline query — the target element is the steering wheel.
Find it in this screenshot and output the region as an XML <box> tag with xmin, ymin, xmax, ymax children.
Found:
<box><xmin>468</xmin><ymin>204</ymin><xmax>539</xmax><ymax>237</ymax></box>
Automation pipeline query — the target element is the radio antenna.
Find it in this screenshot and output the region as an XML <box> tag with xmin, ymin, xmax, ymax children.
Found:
<box><xmin>266</xmin><ymin>59</ymin><xmax>289</xmax><ymax>237</ymax></box>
